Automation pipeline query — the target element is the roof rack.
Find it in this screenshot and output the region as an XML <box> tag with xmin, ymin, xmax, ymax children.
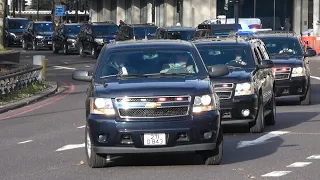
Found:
<box><xmin>91</xmin><ymin>21</ymin><xmax>116</xmax><ymax>24</ymax></box>
<box><xmin>254</xmin><ymin>30</ymin><xmax>296</xmax><ymax>37</ymax></box>
<box><xmin>129</xmin><ymin>23</ymin><xmax>156</xmax><ymax>26</ymax></box>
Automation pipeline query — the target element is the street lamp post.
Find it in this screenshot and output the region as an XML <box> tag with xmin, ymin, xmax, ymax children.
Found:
<box><xmin>36</xmin><ymin>0</ymin><xmax>39</xmax><ymax>21</ymax></box>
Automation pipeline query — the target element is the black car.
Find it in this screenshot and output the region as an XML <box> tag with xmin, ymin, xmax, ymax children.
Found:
<box><xmin>22</xmin><ymin>21</ymin><xmax>54</xmax><ymax>50</ymax></box>
<box><xmin>4</xmin><ymin>17</ymin><xmax>29</xmax><ymax>47</ymax></box>
<box><xmin>194</xmin><ymin>36</ymin><xmax>276</xmax><ymax>133</ymax></box>
<box><xmin>197</xmin><ymin>24</ymin><xmax>242</xmax><ymax>38</ymax></box>
<box><xmin>115</xmin><ymin>23</ymin><xmax>158</xmax><ymax>41</ymax></box>
<box><xmin>255</xmin><ymin>31</ymin><xmax>315</xmax><ymax>105</ymax></box>
<box><xmin>77</xmin><ymin>21</ymin><xmax>119</xmax><ymax>59</ymax></box>
<box><xmin>52</xmin><ymin>23</ymin><xmax>82</xmax><ymax>54</ymax></box>
<box><xmin>154</xmin><ymin>26</ymin><xmax>196</xmax><ymax>40</ymax></box>
<box><xmin>194</xmin><ymin>29</ymin><xmax>211</xmax><ymax>40</ymax></box>
<box><xmin>72</xmin><ymin>40</ymin><xmax>230</xmax><ymax>168</ymax></box>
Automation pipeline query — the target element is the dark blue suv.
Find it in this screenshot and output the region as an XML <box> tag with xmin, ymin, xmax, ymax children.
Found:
<box><xmin>72</xmin><ymin>40</ymin><xmax>229</xmax><ymax>168</ymax></box>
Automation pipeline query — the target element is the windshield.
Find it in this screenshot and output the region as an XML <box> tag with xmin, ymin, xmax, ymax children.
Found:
<box><xmin>8</xmin><ymin>19</ymin><xmax>28</xmax><ymax>29</ymax></box>
<box><xmin>92</xmin><ymin>25</ymin><xmax>118</xmax><ymax>36</ymax></box>
<box><xmin>261</xmin><ymin>38</ymin><xmax>303</xmax><ymax>57</ymax></box>
<box><xmin>34</xmin><ymin>23</ymin><xmax>53</xmax><ymax>32</ymax></box>
<box><xmin>133</xmin><ymin>27</ymin><xmax>157</xmax><ymax>39</ymax></box>
<box><xmin>196</xmin><ymin>45</ymin><xmax>254</xmax><ymax>69</ymax></box>
<box><xmin>64</xmin><ymin>25</ymin><xmax>81</xmax><ymax>35</ymax></box>
<box><xmin>165</xmin><ymin>30</ymin><xmax>195</xmax><ymax>40</ymax></box>
<box><xmin>211</xmin><ymin>29</ymin><xmax>236</xmax><ymax>37</ymax></box>
<box><xmin>95</xmin><ymin>49</ymin><xmax>202</xmax><ymax>79</ymax></box>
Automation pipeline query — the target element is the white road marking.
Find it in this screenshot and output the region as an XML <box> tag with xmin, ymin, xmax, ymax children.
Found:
<box><xmin>85</xmin><ymin>65</ymin><xmax>90</xmax><ymax>67</ymax></box>
<box><xmin>261</xmin><ymin>171</ymin><xmax>291</xmax><ymax>177</ymax></box>
<box><xmin>307</xmin><ymin>155</ymin><xmax>320</xmax><ymax>159</ymax></box>
<box><xmin>237</xmin><ymin>131</ymin><xmax>289</xmax><ymax>148</ymax></box>
<box><xmin>53</xmin><ymin>66</ymin><xmax>75</xmax><ymax>70</ymax></box>
<box><xmin>311</xmin><ymin>76</ymin><xmax>320</xmax><ymax>80</ymax></box>
<box><xmin>286</xmin><ymin>162</ymin><xmax>312</xmax><ymax>167</ymax></box>
<box><xmin>77</xmin><ymin>125</ymin><xmax>85</xmax><ymax>129</ymax></box>
<box><xmin>18</xmin><ymin>140</ymin><xmax>33</xmax><ymax>144</ymax></box>
<box><xmin>56</xmin><ymin>143</ymin><xmax>85</xmax><ymax>152</ymax></box>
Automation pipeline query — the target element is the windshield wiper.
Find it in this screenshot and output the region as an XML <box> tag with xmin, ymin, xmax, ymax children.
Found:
<box><xmin>226</xmin><ymin>66</ymin><xmax>243</xmax><ymax>69</ymax></box>
<box><xmin>100</xmin><ymin>74</ymin><xmax>146</xmax><ymax>79</ymax></box>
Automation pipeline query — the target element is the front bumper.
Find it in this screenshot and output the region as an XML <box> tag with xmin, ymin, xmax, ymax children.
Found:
<box><xmin>219</xmin><ymin>94</ymin><xmax>259</xmax><ymax>125</ymax></box>
<box><xmin>87</xmin><ymin>110</ymin><xmax>220</xmax><ymax>154</ymax></box>
<box><xmin>8</xmin><ymin>36</ymin><xmax>22</xmax><ymax>45</ymax></box>
<box><xmin>275</xmin><ymin>76</ymin><xmax>308</xmax><ymax>98</ymax></box>
<box><xmin>67</xmin><ymin>41</ymin><xmax>78</xmax><ymax>51</ymax></box>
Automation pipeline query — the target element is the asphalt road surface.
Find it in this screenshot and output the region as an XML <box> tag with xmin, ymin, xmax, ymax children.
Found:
<box><xmin>1</xmin><ymin>48</ymin><xmax>320</xmax><ymax>180</ymax></box>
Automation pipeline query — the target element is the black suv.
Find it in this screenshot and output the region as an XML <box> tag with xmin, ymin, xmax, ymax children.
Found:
<box><xmin>194</xmin><ymin>36</ymin><xmax>276</xmax><ymax>133</ymax></box>
<box><xmin>154</xmin><ymin>26</ymin><xmax>196</xmax><ymax>40</ymax></box>
<box><xmin>4</xmin><ymin>17</ymin><xmax>29</xmax><ymax>47</ymax></box>
<box><xmin>197</xmin><ymin>24</ymin><xmax>242</xmax><ymax>38</ymax></box>
<box><xmin>253</xmin><ymin>31</ymin><xmax>314</xmax><ymax>105</ymax></box>
<box><xmin>22</xmin><ymin>21</ymin><xmax>54</xmax><ymax>50</ymax></box>
<box><xmin>77</xmin><ymin>21</ymin><xmax>119</xmax><ymax>59</ymax></box>
<box><xmin>115</xmin><ymin>23</ymin><xmax>158</xmax><ymax>41</ymax></box>
<box><xmin>72</xmin><ymin>40</ymin><xmax>229</xmax><ymax>168</ymax></box>
<box><xmin>52</xmin><ymin>23</ymin><xmax>82</xmax><ymax>54</ymax></box>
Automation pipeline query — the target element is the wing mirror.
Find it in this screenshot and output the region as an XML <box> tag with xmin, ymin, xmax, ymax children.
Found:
<box><xmin>209</xmin><ymin>64</ymin><xmax>230</xmax><ymax>78</ymax></box>
<box><xmin>257</xmin><ymin>60</ymin><xmax>274</xmax><ymax>69</ymax></box>
<box><xmin>72</xmin><ymin>70</ymin><xmax>92</xmax><ymax>82</ymax></box>
<box><xmin>304</xmin><ymin>48</ymin><xmax>317</xmax><ymax>57</ymax></box>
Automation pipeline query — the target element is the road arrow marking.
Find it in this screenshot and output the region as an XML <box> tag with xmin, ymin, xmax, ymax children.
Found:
<box><xmin>56</xmin><ymin>143</ymin><xmax>85</xmax><ymax>152</ymax></box>
<box><xmin>286</xmin><ymin>162</ymin><xmax>312</xmax><ymax>167</ymax></box>
<box><xmin>237</xmin><ymin>131</ymin><xmax>289</xmax><ymax>148</ymax></box>
<box><xmin>77</xmin><ymin>125</ymin><xmax>85</xmax><ymax>129</ymax></box>
<box><xmin>311</xmin><ymin>76</ymin><xmax>320</xmax><ymax>80</ymax></box>
<box><xmin>18</xmin><ymin>140</ymin><xmax>33</xmax><ymax>144</ymax></box>
<box><xmin>53</xmin><ymin>66</ymin><xmax>75</xmax><ymax>70</ymax></box>
<box><xmin>307</xmin><ymin>155</ymin><xmax>320</xmax><ymax>159</ymax></box>
<box><xmin>261</xmin><ymin>171</ymin><xmax>291</xmax><ymax>177</ymax></box>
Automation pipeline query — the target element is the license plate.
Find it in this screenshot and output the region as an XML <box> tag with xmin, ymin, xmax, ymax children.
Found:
<box><xmin>48</xmin><ymin>41</ymin><xmax>52</xmax><ymax>44</ymax></box>
<box><xmin>143</xmin><ymin>133</ymin><xmax>166</xmax><ymax>146</ymax></box>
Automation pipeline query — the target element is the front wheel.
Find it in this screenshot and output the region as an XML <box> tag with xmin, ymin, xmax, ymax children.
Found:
<box><xmin>91</xmin><ymin>47</ymin><xmax>98</xmax><ymax>59</ymax></box>
<box><xmin>52</xmin><ymin>42</ymin><xmax>59</xmax><ymax>53</ymax></box>
<box><xmin>32</xmin><ymin>40</ymin><xmax>38</xmax><ymax>51</ymax></box>
<box><xmin>85</xmin><ymin>125</ymin><xmax>107</xmax><ymax>168</ymax></box>
<box><xmin>79</xmin><ymin>44</ymin><xmax>86</xmax><ymax>57</ymax></box>
<box><xmin>200</xmin><ymin>128</ymin><xmax>223</xmax><ymax>165</ymax></box>
<box><xmin>63</xmin><ymin>43</ymin><xmax>69</xmax><ymax>55</ymax></box>
<box><xmin>249</xmin><ymin>96</ymin><xmax>264</xmax><ymax>133</ymax></box>
<box><xmin>300</xmin><ymin>84</ymin><xmax>311</xmax><ymax>105</ymax></box>
<box><xmin>22</xmin><ymin>39</ymin><xmax>28</xmax><ymax>50</ymax></box>
<box><xmin>265</xmin><ymin>91</ymin><xmax>276</xmax><ymax>126</ymax></box>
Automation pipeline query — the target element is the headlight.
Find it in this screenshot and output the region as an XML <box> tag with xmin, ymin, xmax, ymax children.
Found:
<box><xmin>90</xmin><ymin>98</ymin><xmax>115</xmax><ymax>115</ymax></box>
<box><xmin>292</xmin><ymin>67</ymin><xmax>305</xmax><ymax>77</ymax></box>
<box><xmin>36</xmin><ymin>35</ymin><xmax>44</xmax><ymax>39</ymax></box>
<box><xmin>193</xmin><ymin>94</ymin><xmax>216</xmax><ymax>113</ymax></box>
<box><xmin>9</xmin><ymin>32</ymin><xmax>16</xmax><ymax>37</ymax></box>
<box><xmin>94</xmin><ymin>38</ymin><xmax>104</xmax><ymax>44</ymax></box>
<box><xmin>235</xmin><ymin>82</ymin><xmax>254</xmax><ymax>96</ymax></box>
<box><xmin>67</xmin><ymin>39</ymin><xmax>76</xmax><ymax>42</ymax></box>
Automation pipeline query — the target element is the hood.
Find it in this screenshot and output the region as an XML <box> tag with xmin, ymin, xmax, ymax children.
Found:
<box><xmin>271</xmin><ymin>58</ymin><xmax>303</xmax><ymax>67</ymax></box>
<box><xmin>8</xmin><ymin>29</ymin><xmax>24</xmax><ymax>33</ymax></box>
<box><xmin>212</xmin><ymin>68</ymin><xmax>254</xmax><ymax>83</ymax></box>
<box><xmin>66</xmin><ymin>34</ymin><xmax>77</xmax><ymax>39</ymax></box>
<box><xmin>95</xmin><ymin>35</ymin><xmax>116</xmax><ymax>40</ymax></box>
<box><xmin>94</xmin><ymin>77</ymin><xmax>211</xmax><ymax>97</ymax></box>
<box><xmin>36</xmin><ymin>31</ymin><xmax>53</xmax><ymax>36</ymax></box>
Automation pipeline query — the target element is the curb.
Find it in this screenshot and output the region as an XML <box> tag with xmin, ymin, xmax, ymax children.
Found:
<box><xmin>0</xmin><ymin>81</ymin><xmax>59</xmax><ymax>114</ymax></box>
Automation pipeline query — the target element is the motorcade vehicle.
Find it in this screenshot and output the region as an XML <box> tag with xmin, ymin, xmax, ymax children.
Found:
<box><xmin>4</xmin><ymin>17</ymin><xmax>29</xmax><ymax>47</ymax></box>
<box><xmin>154</xmin><ymin>26</ymin><xmax>196</xmax><ymax>40</ymax></box>
<box><xmin>22</xmin><ymin>21</ymin><xmax>54</xmax><ymax>50</ymax></box>
<box><xmin>197</xmin><ymin>24</ymin><xmax>242</xmax><ymax>38</ymax></box>
<box><xmin>194</xmin><ymin>36</ymin><xmax>276</xmax><ymax>133</ymax></box>
<box><xmin>115</xmin><ymin>23</ymin><xmax>158</xmax><ymax>41</ymax></box>
<box><xmin>52</xmin><ymin>23</ymin><xmax>82</xmax><ymax>54</ymax></box>
<box><xmin>72</xmin><ymin>39</ymin><xmax>230</xmax><ymax>168</ymax></box>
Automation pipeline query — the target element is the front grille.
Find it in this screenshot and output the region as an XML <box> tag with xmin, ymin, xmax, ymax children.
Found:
<box><xmin>119</xmin><ymin>107</ymin><xmax>189</xmax><ymax>118</ymax></box>
<box><xmin>216</xmin><ymin>91</ymin><xmax>232</xmax><ymax>99</ymax></box>
<box><xmin>274</xmin><ymin>67</ymin><xmax>291</xmax><ymax>80</ymax></box>
<box><xmin>116</xmin><ymin>96</ymin><xmax>190</xmax><ymax>102</ymax></box>
<box><xmin>214</xmin><ymin>83</ymin><xmax>234</xmax><ymax>100</ymax></box>
<box><xmin>275</xmin><ymin>74</ymin><xmax>290</xmax><ymax>80</ymax></box>
<box><xmin>45</xmin><ymin>36</ymin><xmax>52</xmax><ymax>40</ymax></box>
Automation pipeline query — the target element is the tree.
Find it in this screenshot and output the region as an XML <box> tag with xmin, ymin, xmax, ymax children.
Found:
<box><xmin>31</xmin><ymin>0</ymin><xmax>53</xmax><ymax>10</ymax></box>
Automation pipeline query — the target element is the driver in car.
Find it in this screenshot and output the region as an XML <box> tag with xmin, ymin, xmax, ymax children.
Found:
<box><xmin>227</xmin><ymin>53</ymin><xmax>247</xmax><ymax>66</ymax></box>
<box><xmin>279</xmin><ymin>43</ymin><xmax>295</xmax><ymax>54</ymax></box>
<box><xmin>160</xmin><ymin>54</ymin><xmax>195</xmax><ymax>73</ymax></box>
<box><xmin>110</xmin><ymin>54</ymin><xmax>137</xmax><ymax>75</ymax></box>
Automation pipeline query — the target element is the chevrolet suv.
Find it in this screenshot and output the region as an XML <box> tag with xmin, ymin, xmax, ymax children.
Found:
<box><xmin>22</xmin><ymin>21</ymin><xmax>54</xmax><ymax>50</ymax></box>
<box><xmin>52</xmin><ymin>23</ymin><xmax>82</xmax><ymax>54</ymax></box>
<box><xmin>72</xmin><ymin>39</ymin><xmax>229</xmax><ymax>168</ymax></box>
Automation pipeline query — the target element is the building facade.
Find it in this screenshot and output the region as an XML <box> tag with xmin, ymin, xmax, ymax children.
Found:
<box><xmin>89</xmin><ymin>0</ymin><xmax>313</xmax><ymax>34</ymax></box>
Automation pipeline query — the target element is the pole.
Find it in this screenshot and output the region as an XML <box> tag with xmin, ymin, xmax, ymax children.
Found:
<box><xmin>36</xmin><ymin>0</ymin><xmax>39</xmax><ymax>21</ymax></box>
<box><xmin>253</xmin><ymin>0</ymin><xmax>256</xmax><ymax>18</ymax></box>
<box><xmin>234</xmin><ymin>1</ymin><xmax>239</xmax><ymax>24</ymax></box>
<box><xmin>273</xmin><ymin>0</ymin><xmax>276</xmax><ymax>30</ymax></box>
<box><xmin>12</xmin><ymin>0</ymin><xmax>16</xmax><ymax>17</ymax></box>
<box><xmin>76</xmin><ymin>0</ymin><xmax>79</xmax><ymax>23</ymax></box>
<box><xmin>1</xmin><ymin>0</ymin><xmax>8</xmax><ymax>47</ymax></box>
<box><xmin>52</xmin><ymin>0</ymin><xmax>55</xmax><ymax>23</ymax></box>
<box><xmin>19</xmin><ymin>0</ymin><xmax>21</xmax><ymax>17</ymax></box>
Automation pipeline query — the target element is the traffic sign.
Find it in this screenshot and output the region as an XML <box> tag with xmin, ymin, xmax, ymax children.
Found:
<box><xmin>55</xmin><ymin>5</ymin><xmax>66</xmax><ymax>16</ymax></box>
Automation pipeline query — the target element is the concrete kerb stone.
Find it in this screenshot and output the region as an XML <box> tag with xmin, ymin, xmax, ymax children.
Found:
<box><xmin>0</xmin><ymin>81</ymin><xmax>61</xmax><ymax>114</ymax></box>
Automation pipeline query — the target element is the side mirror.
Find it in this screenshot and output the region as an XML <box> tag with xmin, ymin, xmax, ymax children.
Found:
<box><xmin>257</xmin><ymin>60</ymin><xmax>274</xmax><ymax>69</ymax></box>
<box><xmin>305</xmin><ymin>48</ymin><xmax>317</xmax><ymax>57</ymax></box>
<box><xmin>209</xmin><ymin>64</ymin><xmax>230</xmax><ymax>78</ymax></box>
<box><xmin>72</xmin><ymin>70</ymin><xmax>92</xmax><ymax>82</ymax></box>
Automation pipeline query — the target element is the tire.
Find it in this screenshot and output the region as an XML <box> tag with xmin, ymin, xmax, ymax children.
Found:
<box><xmin>32</xmin><ymin>40</ymin><xmax>38</xmax><ymax>51</ymax></box>
<box><xmin>63</xmin><ymin>43</ymin><xmax>69</xmax><ymax>55</ymax></box>
<box><xmin>79</xmin><ymin>44</ymin><xmax>86</xmax><ymax>57</ymax></box>
<box><xmin>22</xmin><ymin>39</ymin><xmax>28</xmax><ymax>50</ymax></box>
<box><xmin>300</xmin><ymin>84</ymin><xmax>311</xmax><ymax>105</ymax></box>
<box><xmin>201</xmin><ymin>128</ymin><xmax>223</xmax><ymax>165</ymax></box>
<box><xmin>265</xmin><ymin>91</ymin><xmax>276</xmax><ymax>126</ymax></box>
<box><xmin>85</xmin><ymin>125</ymin><xmax>107</xmax><ymax>168</ymax></box>
<box><xmin>249</xmin><ymin>95</ymin><xmax>264</xmax><ymax>133</ymax></box>
<box><xmin>52</xmin><ymin>42</ymin><xmax>59</xmax><ymax>54</ymax></box>
<box><xmin>91</xmin><ymin>47</ymin><xmax>98</xmax><ymax>59</ymax></box>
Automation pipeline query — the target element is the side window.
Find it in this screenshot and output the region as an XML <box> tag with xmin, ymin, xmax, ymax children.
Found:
<box><xmin>261</xmin><ymin>45</ymin><xmax>270</xmax><ymax>60</ymax></box>
<box><xmin>253</xmin><ymin>47</ymin><xmax>262</xmax><ymax>64</ymax></box>
<box><xmin>257</xmin><ymin>46</ymin><xmax>265</xmax><ymax>60</ymax></box>
<box><xmin>29</xmin><ymin>23</ymin><xmax>33</xmax><ymax>31</ymax></box>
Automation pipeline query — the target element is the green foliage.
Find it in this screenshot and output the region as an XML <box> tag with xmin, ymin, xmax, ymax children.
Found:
<box><xmin>31</xmin><ymin>0</ymin><xmax>53</xmax><ymax>10</ymax></box>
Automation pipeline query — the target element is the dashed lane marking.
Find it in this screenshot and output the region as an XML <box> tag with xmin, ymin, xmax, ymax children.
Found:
<box><xmin>261</xmin><ymin>171</ymin><xmax>291</xmax><ymax>177</ymax></box>
<box><xmin>237</xmin><ymin>131</ymin><xmax>289</xmax><ymax>148</ymax></box>
<box><xmin>286</xmin><ymin>162</ymin><xmax>312</xmax><ymax>167</ymax></box>
<box><xmin>77</xmin><ymin>125</ymin><xmax>85</xmax><ymax>129</ymax></box>
<box><xmin>53</xmin><ymin>66</ymin><xmax>76</xmax><ymax>70</ymax></box>
<box><xmin>311</xmin><ymin>76</ymin><xmax>320</xmax><ymax>80</ymax></box>
<box><xmin>307</xmin><ymin>155</ymin><xmax>320</xmax><ymax>159</ymax></box>
<box><xmin>56</xmin><ymin>143</ymin><xmax>85</xmax><ymax>152</ymax></box>
<box><xmin>18</xmin><ymin>140</ymin><xmax>33</xmax><ymax>144</ymax></box>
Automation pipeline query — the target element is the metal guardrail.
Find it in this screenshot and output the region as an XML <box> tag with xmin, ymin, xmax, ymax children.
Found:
<box><xmin>0</xmin><ymin>65</ymin><xmax>42</xmax><ymax>97</ymax></box>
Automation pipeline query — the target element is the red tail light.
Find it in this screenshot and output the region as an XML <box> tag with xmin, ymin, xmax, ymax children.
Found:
<box><xmin>249</xmin><ymin>24</ymin><xmax>262</xmax><ymax>29</ymax></box>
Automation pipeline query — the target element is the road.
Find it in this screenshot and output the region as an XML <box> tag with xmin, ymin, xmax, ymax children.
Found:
<box><xmin>1</xmin><ymin>48</ymin><xmax>320</xmax><ymax>180</ymax></box>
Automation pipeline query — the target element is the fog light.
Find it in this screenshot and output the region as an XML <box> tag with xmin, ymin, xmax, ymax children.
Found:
<box><xmin>98</xmin><ymin>135</ymin><xmax>107</xmax><ymax>142</ymax></box>
<box><xmin>204</xmin><ymin>131</ymin><xmax>212</xmax><ymax>139</ymax></box>
<box><xmin>241</xmin><ymin>109</ymin><xmax>250</xmax><ymax>117</ymax></box>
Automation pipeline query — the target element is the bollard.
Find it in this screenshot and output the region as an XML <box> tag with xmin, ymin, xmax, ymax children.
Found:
<box><xmin>33</xmin><ymin>55</ymin><xmax>46</xmax><ymax>81</ymax></box>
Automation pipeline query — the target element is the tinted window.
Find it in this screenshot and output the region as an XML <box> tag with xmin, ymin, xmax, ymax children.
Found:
<box><xmin>95</xmin><ymin>48</ymin><xmax>203</xmax><ymax>79</ymax></box>
<box><xmin>166</xmin><ymin>30</ymin><xmax>195</xmax><ymax>40</ymax></box>
<box><xmin>92</xmin><ymin>25</ymin><xmax>118</xmax><ymax>36</ymax></box>
<box><xmin>8</xmin><ymin>19</ymin><xmax>28</xmax><ymax>29</ymax></box>
<box><xmin>133</xmin><ymin>26</ymin><xmax>157</xmax><ymax>39</ymax></box>
<box><xmin>34</xmin><ymin>23</ymin><xmax>53</xmax><ymax>32</ymax></box>
<box><xmin>196</xmin><ymin>45</ymin><xmax>254</xmax><ymax>69</ymax></box>
<box><xmin>260</xmin><ymin>38</ymin><xmax>303</xmax><ymax>57</ymax></box>
<box><xmin>64</xmin><ymin>25</ymin><xmax>81</xmax><ymax>35</ymax></box>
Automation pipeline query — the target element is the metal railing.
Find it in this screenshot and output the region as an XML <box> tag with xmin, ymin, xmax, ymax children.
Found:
<box><xmin>0</xmin><ymin>65</ymin><xmax>42</xmax><ymax>97</ymax></box>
